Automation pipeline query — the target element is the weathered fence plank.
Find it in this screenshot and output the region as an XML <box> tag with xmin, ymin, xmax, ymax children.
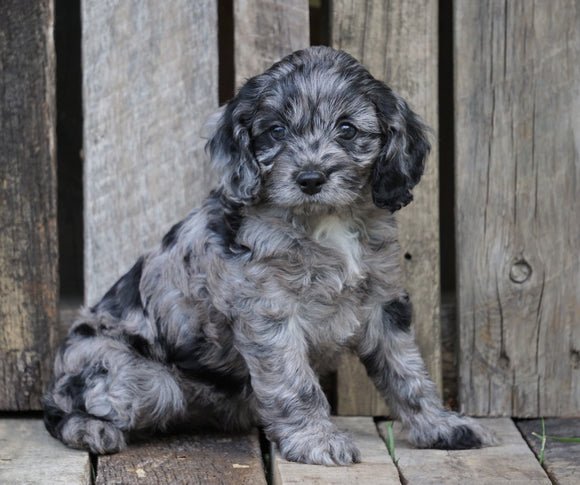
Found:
<box><xmin>0</xmin><ymin>0</ymin><xmax>58</xmax><ymax>410</ymax></box>
<box><xmin>272</xmin><ymin>417</ymin><xmax>400</xmax><ymax>485</ymax></box>
<box><xmin>82</xmin><ymin>0</ymin><xmax>218</xmax><ymax>304</ymax></box>
<box><xmin>455</xmin><ymin>1</ymin><xmax>580</xmax><ymax>416</ymax></box>
<box><xmin>377</xmin><ymin>418</ymin><xmax>551</xmax><ymax>484</ymax></box>
<box><xmin>233</xmin><ymin>0</ymin><xmax>309</xmax><ymax>86</ymax></box>
<box><xmin>95</xmin><ymin>431</ymin><xmax>266</xmax><ymax>485</ymax></box>
<box><xmin>331</xmin><ymin>0</ymin><xmax>441</xmax><ymax>415</ymax></box>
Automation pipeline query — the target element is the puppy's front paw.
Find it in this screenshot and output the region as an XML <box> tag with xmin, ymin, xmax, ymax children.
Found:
<box><xmin>410</xmin><ymin>413</ymin><xmax>498</xmax><ymax>450</ymax></box>
<box><xmin>278</xmin><ymin>422</ymin><xmax>361</xmax><ymax>466</ymax></box>
<box><xmin>430</xmin><ymin>422</ymin><xmax>497</xmax><ymax>450</ymax></box>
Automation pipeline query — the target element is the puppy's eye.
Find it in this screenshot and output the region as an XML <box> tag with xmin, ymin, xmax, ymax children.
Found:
<box><xmin>270</xmin><ymin>125</ymin><xmax>287</xmax><ymax>141</ymax></box>
<box><xmin>338</xmin><ymin>123</ymin><xmax>357</xmax><ymax>140</ymax></box>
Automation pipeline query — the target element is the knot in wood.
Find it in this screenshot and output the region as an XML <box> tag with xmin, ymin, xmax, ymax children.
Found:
<box><xmin>509</xmin><ymin>259</ymin><xmax>532</xmax><ymax>284</ymax></box>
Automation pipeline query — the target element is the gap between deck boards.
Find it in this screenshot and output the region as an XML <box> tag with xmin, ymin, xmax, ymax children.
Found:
<box><xmin>2</xmin><ymin>417</ymin><xmax>578</xmax><ymax>484</ymax></box>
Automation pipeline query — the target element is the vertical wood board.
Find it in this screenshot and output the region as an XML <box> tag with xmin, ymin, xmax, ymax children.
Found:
<box><xmin>82</xmin><ymin>0</ymin><xmax>219</xmax><ymax>304</ymax></box>
<box><xmin>233</xmin><ymin>0</ymin><xmax>310</xmax><ymax>86</ymax></box>
<box><xmin>0</xmin><ymin>0</ymin><xmax>58</xmax><ymax>410</ymax></box>
<box><xmin>455</xmin><ymin>0</ymin><xmax>580</xmax><ymax>416</ymax></box>
<box><xmin>332</xmin><ymin>0</ymin><xmax>441</xmax><ymax>415</ymax></box>
<box><xmin>335</xmin><ymin>353</ymin><xmax>390</xmax><ymax>416</ymax></box>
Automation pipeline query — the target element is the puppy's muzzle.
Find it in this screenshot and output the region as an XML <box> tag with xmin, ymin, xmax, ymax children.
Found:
<box><xmin>296</xmin><ymin>170</ymin><xmax>326</xmax><ymax>195</ymax></box>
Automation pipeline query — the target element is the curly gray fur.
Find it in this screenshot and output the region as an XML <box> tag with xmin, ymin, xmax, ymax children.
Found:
<box><xmin>44</xmin><ymin>46</ymin><xmax>495</xmax><ymax>465</ymax></box>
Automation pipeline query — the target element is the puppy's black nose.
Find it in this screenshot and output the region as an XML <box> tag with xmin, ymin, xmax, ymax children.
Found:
<box><xmin>296</xmin><ymin>171</ymin><xmax>326</xmax><ymax>195</ymax></box>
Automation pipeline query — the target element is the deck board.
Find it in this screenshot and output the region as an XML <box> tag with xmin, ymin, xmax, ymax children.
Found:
<box><xmin>0</xmin><ymin>419</ymin><xmax>91</xmax><ymax>485</ymax></box>
<box><xmin>377</xmin><ymin>418</ymin><xmax>551</xmax><ymax>485</ymax></box>
<box><xmin>517</xmin><ymin>418</ymin><xmax>580</xmax><ymax>485</ymax></box>
<box><xmin>5</xmin><ymin>417</ymin><xmax>574</xmax><ymax>483</ymax></box>
<box><xmin>95</xmin><ymin>429</ymin><xmax>266</xmax><ymax>485</ymax></box>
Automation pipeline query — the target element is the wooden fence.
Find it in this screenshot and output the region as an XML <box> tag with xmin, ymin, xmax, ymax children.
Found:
<box><xmin>1</xmin><ymin>0</ymin><xmax>578</xmax><ymax>418</ymax></box>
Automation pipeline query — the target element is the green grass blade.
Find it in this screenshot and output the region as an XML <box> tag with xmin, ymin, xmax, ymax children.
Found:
<box><xmin>531</xmin><ymin>418</ymin><xmax>547</xmax><ymax>466</ymax></box>
<box><xmin>529</xmin><ymin>418</ymin><xmax>580</xmax><ymax>465</ymax></box>
<box><xmin>536</xmin><ymin>434</ymin><xmax>580</xmax><ymax>443</ymax></box>
<box><xmin>385</xmin><ymin>421</ymin><xmax>397</xmax><ymax>464</ymax></box>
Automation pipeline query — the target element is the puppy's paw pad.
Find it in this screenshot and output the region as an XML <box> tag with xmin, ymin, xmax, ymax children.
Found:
<box><xmin>431</xmin><ymin>424</ymin><xmax>483</xmax><ymax>450</ymax></box>
<box><xmin>326</xmin><ymin>432</ymin><xmax>361</xmax><ymax>465</ymax></box>
<box><xmin>61</xmin><ymin>415</ymin><xmax>127</xmax><ymax>454</ymax></box>
<box><xmin>430</xmin><ymin>421</ymin><xmax>498</xmax><ymax>450</ymax></box>
<box><xmin>280</xmin><ymin>429</ymin><xmax>360</xmax><ymax>466</ymax></box>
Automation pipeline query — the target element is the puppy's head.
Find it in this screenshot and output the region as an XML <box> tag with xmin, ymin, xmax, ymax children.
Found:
<box><xmin>206</xmin><ymin>47</ymin><xmax>430</xmax><ymax>212</ymax></box>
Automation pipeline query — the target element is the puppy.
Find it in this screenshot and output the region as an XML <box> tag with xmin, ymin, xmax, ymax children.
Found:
<box><xmin>44</xmin><ymin>46</ymin><xmax>494</xmax><ymax>465</ymax></box>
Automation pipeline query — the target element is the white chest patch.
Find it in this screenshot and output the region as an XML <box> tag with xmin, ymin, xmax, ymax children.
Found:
<box><xmin>311</xmin><ymin>215</ymin><xmax>364</xmax><ymax>282</ymax></box>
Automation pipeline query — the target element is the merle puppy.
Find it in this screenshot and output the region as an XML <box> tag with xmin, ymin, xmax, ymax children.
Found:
<box><xmin>44</xmin><ymin>46</ymin><xmax>495</xmax><ymax>465</ymax></box>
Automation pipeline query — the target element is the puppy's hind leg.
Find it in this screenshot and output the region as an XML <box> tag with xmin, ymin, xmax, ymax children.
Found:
<box><xmin>357</xmin><ymin>297</ymin><xmax>497</xmax><ymax>450</ymax></box>
<box><xmin>44</xmin><ymin>333</ymin><xmax>185</xmax><ymax>454</ymax></box>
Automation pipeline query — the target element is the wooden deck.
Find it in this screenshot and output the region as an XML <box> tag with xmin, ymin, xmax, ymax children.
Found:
<box><xmin>1</xmin><ymin>417</ymin><xmax>578</xmax><ymax>484</ymax></box>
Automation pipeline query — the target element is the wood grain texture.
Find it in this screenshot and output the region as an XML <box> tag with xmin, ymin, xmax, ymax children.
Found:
<box><xmin>517</xmin><ymin>418</ymin><xmax>580</xmax><ymax>485</ymax></box>
<box><xmin>233</xmin><ymin>0</ymin><xmax>309</xmax><ymax>85</ymax></box>
<box><xmin>82</xmin><ymin>0</ymin><xmax>218</xmax><ymax>304</ymax></box>
<box><xmin>335</xmin><ymin>353</ymin><xmax>389</xmax><ymax>416</ymax></box>
<box><xmin>272</xmin><ymin>417</ymin><xmax>400</xmax><ymax>485</ymax></box>
<box><xmin>332</xmin><ymin>0</ymin><xmax>441</xmax><ymax>415</ymax></box>
<box><xmin>455</xmin><ymin>1</ymin><xmax>580</xmax><ymax>416</ymax></box>
<box><xmin>377</xmin><ymin>418</ymin><xmax>551</xmax><ymax>484</ymax></box>
<box><xmin>95</xmin><ymin>431</ymin><xmax>266</xmax><ymax>485</ymax></box>
<box><xmin>0</xmin><ymin>0</ymin><xmax>58</xmax><ymax>410</ymax></box>
<box><xmin>0</xmin><ymin>419</ymin><xmax>91</xmax><ymax>485</ymax></box>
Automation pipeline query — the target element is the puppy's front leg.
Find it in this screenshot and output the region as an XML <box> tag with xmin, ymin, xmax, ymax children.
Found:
<box><xmin>235</xmin><ymin>316</ymin><xmax>360</xmax><ymax>465</ymax></box>
<box><xmin>357</xmin><ymin>297</ymin><xmax>496</xmax><ymax>449</ymax></box>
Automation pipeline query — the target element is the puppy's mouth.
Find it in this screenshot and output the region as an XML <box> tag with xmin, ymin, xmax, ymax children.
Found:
<box><xmin>293</xmin><ymin>182</ymin><xmax>361</xmax><ymax>211</ymax></box>
<box><xmin>263</xmin><ymin>164</ymin><xmax>363</xmax><ymax>211</ymax></box>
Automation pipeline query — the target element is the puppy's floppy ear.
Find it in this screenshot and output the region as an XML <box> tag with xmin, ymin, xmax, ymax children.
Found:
<box><xmin>206</xmin><ymin>78</ymin><xmax>262</xmax><ymax>205</ymax></box>
<box><xmin>369</xmin><ymin>81</ymin><xmax>431</xmax><ymax>212</ymax></box>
